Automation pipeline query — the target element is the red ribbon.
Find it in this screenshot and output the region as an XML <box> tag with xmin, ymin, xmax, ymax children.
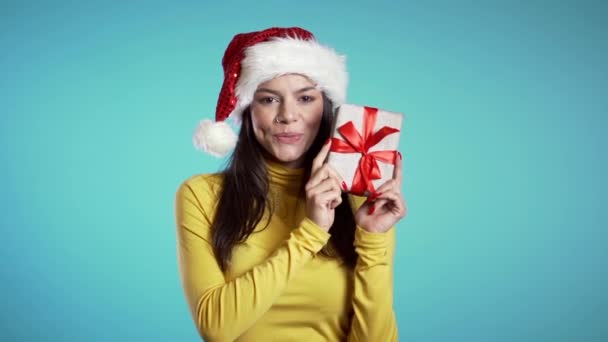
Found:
<box><xmin>330</xmin><ymin>106</ymin><xmax>400</xmax><ymax>195</ymax></box>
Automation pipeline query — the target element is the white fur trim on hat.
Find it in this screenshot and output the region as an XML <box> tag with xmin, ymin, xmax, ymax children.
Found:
<box><xmin>192</xmin><ymin>119</ymin><xmax>238</xmax><ymax>157</ymax></box>
<box><xmin>228</xmin><ymin>36</ymin><xmax>348</xmax><ymax>123</ymax></box>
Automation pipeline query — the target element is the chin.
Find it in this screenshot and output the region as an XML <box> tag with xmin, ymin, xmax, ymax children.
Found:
<box><xmin>272</xmin><ymin>148</ymin><xmax>306</xmax><ymax>165</ymax></box>
<box><xmin>275</xmin><ymin>152</ymin><xmax>303</xmax><ymax>163</ymax></box>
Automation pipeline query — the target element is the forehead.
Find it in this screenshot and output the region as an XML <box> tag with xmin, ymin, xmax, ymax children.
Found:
<box><xmin>257</xmin><ymin>73</ymin><xmax>319</xmax><ymax>90</ymax></box>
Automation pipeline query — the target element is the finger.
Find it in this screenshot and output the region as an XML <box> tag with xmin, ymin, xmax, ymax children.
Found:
<box><xmin>322</xmin><ymin>164</ymin><xmax>346</xmax><ymax>191</ymax></box>
<box><xmin>306</xmin><ymin>167</ymin><xmax>329</xmax><ymax>192</ymax></box>
<box><xmin>307</xmin><ymin>177</ymin><xmax>340</xmax><ymax>197</ymax></box>
<box><xmin>393</xmin><ymin>151</ymin><xmax>403</xmax><ymax>186</ymax></box>
<box><xmin>311</xmin><ymin>139</ymin><xmax>332</xmax><ymax>174</ymax></box>
<box><xmin>368</xmin><ymin>179</ymin><xmax>399</xmax><ymax>201</ymax></box>
<box><xmin>313</xmin><ymin>189</ymin><xmax>342</xmax><ymax>209</ymax></box>
<box><xmin>373</xmin><ymin>190</ymin><xmax>406</xmax><ymax>216</ymax></box>
<box><xmin>369</xmin><ymin>198</ymin><xmax>388</xmax><ymax>215</ymax></box>
<box><xmin>330</xmin><ymin>194</ymin><xmax>343</xmax><ymax>209</ymax></box>
<box><xmin>306</xmin><ymin>164</ymin><xmax>344</xmax><ymax>192</ymax></box>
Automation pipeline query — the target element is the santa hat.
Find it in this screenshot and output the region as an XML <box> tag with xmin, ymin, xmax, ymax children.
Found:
<box><xmin>193</xmin><ymin>27</ymin><xmax>348</xmax><ymax>157</ymax></box>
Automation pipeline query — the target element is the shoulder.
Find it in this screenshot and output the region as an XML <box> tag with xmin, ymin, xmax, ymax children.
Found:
<box><xmin>175</xmin><ymin>172</ymin><xmax>224</xmax><ymax>208</ymax></box>
<box><xmin>177</xmin><ymin>172</ymin><xmax>223</xmax><ymax>192</ymax></box>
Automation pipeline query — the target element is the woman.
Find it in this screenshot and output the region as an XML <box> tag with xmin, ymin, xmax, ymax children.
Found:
<box><xmin>175</xmin><ymin>27</ymin><xmax>406</xmax><ymax>341</ymax></box>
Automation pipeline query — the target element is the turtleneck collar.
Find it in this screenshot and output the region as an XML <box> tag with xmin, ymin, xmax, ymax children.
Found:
<box><xmin>264</xmin><ymin>157</ymin><xmax>305</xmax><ymax>193</ymax></box>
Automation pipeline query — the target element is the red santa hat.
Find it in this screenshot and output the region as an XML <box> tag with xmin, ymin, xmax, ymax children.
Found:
<box><xmin>193</xmin><ymin>27</ymin><xmax>348</xmax><ymax>157</ymax></box>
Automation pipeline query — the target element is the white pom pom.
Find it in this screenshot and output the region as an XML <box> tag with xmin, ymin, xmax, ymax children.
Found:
<box><xmin>192</xmin><ymin>120</ymin><xmax>238</xmax><ymax>157</ymax></box>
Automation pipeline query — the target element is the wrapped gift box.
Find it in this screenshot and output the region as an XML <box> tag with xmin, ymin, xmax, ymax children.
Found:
<box><xmin>326</xmin><ymin>104</ymin><xmax>404</xmax><ymax>197</ymax></box>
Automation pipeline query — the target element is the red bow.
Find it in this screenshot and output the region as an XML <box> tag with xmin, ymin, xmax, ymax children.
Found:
<box><xmin>330</xmin><ymin>106</ymin><xmax>400</xmax><ymax>195</ymax></box>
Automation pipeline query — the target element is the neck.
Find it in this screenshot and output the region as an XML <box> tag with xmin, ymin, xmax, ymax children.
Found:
<box><xmin>264</xmin><ymin>156</ymin><xmax>306</xmax><ymax>194</ymax></box>
<box><xmin>261</xmin><ymin>150</ymin><xmax>306</xmax><ymax>169</ymax></box>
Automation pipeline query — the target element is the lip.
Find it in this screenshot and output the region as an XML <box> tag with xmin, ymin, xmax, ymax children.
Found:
<box><xmin>274</xmin><ymin>133</ymin><xmax>303</xmax><ymax>144</ymax></box>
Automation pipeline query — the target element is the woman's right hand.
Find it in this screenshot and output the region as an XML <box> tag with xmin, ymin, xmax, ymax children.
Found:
<box><xmin>304</xmin><ymin>139</ymin><xmax>344</xmax><ymax>232</ymax></box>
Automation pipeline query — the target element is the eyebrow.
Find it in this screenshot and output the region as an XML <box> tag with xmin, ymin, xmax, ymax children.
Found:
<box><xmin>255</xmin><ymin>86</ymin><xmax>317</xmax><ymax>96</ymax></box>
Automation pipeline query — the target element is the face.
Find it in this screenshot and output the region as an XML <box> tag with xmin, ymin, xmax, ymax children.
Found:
<box><xmin>250</xmin><ymin>73</ymin><xmax>324</xmax><ymax>168</ymax></box>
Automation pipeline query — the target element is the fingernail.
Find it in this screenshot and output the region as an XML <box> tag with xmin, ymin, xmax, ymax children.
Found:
<box><xmin>368</xmin><ymin>203</ymin><xmax>376</xmax><ymax>215</ymax></box>
<box><xmin>369</xmin><ymin>191</ymin><xmax>382</xmax><ymax>201</ymax></box>
<box><xmin>325</xmin><ymin>138</ymin><xmax>331</xmax><ymax>145</ymax></box>
<box><xmin>341</xmin><ymin>181</ymin><xmax>348</xmax><ymax>191</ymax></box>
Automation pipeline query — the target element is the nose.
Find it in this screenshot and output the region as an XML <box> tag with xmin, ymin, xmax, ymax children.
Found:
<box><xmin>275</xmin><ymin>99</ymin><xmax>298</xmax><ymax>124</ymax></box>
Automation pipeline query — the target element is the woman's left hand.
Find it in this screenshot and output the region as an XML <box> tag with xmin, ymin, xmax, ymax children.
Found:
<box><xmin>355</xmin><ymin>152</ymin><xmax>407</xmax><ymax>233</ymax></box>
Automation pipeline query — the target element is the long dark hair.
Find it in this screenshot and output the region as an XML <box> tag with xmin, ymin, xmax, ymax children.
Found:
<box><xmin>211</xmin><ymin>94</ymin><xmax>357</xmax><ymax>272</ymax></box>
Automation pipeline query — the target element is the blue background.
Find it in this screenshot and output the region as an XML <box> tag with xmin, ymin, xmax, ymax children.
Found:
<box><xmin>1</xmin><ymin>0</ymin><xmax>606</xmax><ymax>341</ymax></box>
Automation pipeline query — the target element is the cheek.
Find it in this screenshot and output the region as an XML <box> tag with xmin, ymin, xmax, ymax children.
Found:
<box><xmin>308</xmin><ymin>118</ymin><xmax>321</xmax><ymax>135</ymax></box>
<box><xmin>306</xmin><ymin>108</ymin><xmax>324</xmax><ymax>134</ymax></box>
<box><xmin>250</xmin><ymin>112</ymin><xmax>272</xmax><ymax>139</ymax></box>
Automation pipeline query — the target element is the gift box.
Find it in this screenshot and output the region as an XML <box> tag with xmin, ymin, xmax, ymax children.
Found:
<box><xmin>326</xmin><ymin>104</ymin><xmax>404</xmax><ymax>197</ymax></box>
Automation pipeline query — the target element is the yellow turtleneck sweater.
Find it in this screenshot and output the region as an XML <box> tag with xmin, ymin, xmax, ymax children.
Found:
<box><xmin>174</xmin><ymin>160</ymin><xmax>397</xmax><ymax>341</ymax></box>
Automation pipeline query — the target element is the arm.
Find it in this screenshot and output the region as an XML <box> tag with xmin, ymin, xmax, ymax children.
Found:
<box><xmin>175</xmin><ymin>179</ymin><xmax>330</xmax><ymax>342</ymax></box>
<box><xmin>347</xmin><ymin>150</ymin><xmax>405</xmax><ymax>341</ymax></box>
<box><xmin>347</xmin><ymin>225</ymin><xmax>398</xmax><ymax>341</ymax></box>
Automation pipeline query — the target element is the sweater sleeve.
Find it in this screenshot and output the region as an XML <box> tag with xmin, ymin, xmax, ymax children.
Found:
<box><xmin>347</xmin><ymin>225</ymin><xmax>398</xmax><ymax>342</ymax></box>
<box><xmin>175</xmin><ymin>178</ymin><xmax>330</xmax><ymax>342</ymax></box>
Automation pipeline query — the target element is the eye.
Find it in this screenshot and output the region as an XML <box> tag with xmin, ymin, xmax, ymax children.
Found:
<box><xmin>300</xmin><ymin>95</ymin><xmax>315</xmax><ymax>102</ymax></box>
<box><xmin>258</xmin><ymin>96</ymin><xmax>278</xmax><ymax>104</ymax></box>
